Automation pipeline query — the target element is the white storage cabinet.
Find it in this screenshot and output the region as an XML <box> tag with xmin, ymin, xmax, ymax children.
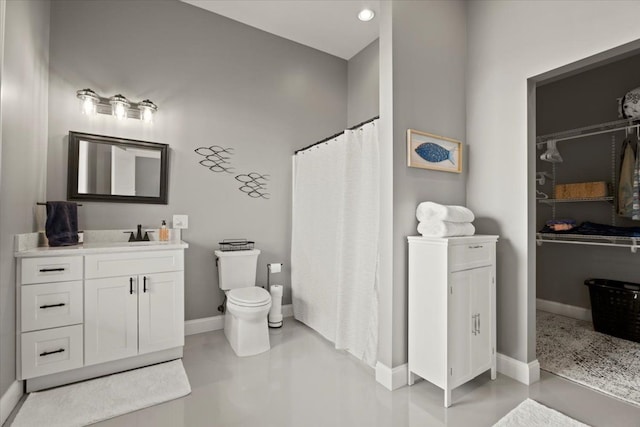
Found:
<box><xmin>407</xmin><ymin>235</ymin><xmax>498</xmax><ymax>407</ymax></box>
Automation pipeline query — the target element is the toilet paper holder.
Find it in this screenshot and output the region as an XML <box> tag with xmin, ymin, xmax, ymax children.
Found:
<box><xmin>267</xmin><ymin>263</ymin><xmax>284</xmax><ymax>328</ymax></box>
<box><xmin>266</xmin><ymin>263</ymin><xmax>283</xmax><ymax>291</ymax></box>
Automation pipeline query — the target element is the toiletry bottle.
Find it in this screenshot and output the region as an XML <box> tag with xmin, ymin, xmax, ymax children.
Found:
<box><xmin>160</xmin><ymin>220</ymin><xmax>168</xmax><ymax>241</ymax></box>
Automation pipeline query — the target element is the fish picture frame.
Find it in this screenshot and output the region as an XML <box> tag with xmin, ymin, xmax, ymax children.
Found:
<box><xmin>407</xmin><ymin>129</ymin><xmax>462</xmax><ymax>173</ymax></box>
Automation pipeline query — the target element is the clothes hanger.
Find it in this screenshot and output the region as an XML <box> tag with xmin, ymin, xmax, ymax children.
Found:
<box><xmin>536</xmin><ymin>171</ymin><xmax>552</xmax><ymax>185</ymax></box>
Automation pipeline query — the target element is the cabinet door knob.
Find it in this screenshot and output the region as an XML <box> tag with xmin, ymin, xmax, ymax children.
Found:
<box><xmin>130</xmin><ymin>277</ymin><xmax>134</xmax><ymax>295</ymax></box>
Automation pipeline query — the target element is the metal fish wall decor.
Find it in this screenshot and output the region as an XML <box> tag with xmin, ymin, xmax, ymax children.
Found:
<box><xmin>194</xmin><ymin>145</ymin><xmax>270</xmax><ymax>199</ymax></box>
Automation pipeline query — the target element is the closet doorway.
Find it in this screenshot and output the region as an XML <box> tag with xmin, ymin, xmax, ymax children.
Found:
<box><xmin>533</xmin><ymin>48</ymin><xmax>640</xmax><ymax>406</ymax></box>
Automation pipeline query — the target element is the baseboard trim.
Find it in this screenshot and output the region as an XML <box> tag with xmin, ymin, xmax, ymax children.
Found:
<box><xmin>185</xmin><ymin>304</ymin><xmax>294</xmax><ymax>336</ymax></box>
<box><xmin>537</xmin><ymin>298</ymin><xmax>592</xmax><ymax>322</ymax></box>
<box><xmin>184</xmin><ymin>315</ymin><xmax>224</xmax><ymax>336</ymax></box>
<box><xmin>497</xmin><ymin>353</ymin><xmax>540</xmax><ymax>385</ymax></box>
<box><xmin>0</xmin><ymin>380</ymin><xmax>23</xmax><ymax>426</ymax></box>
<box><xmin>375</xmin><ymin>362</ymin><xmax>407</xmax><ymax>391</ymax></box>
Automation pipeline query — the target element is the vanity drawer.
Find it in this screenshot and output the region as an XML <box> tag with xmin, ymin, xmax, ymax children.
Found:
<box><xmin>21</xmin><ymin>325</ymin><xmax>83</xmax><ymax>379</ymax></box>
<box><xmin>21</xmin><ymin>256</ymin><xmax>83</xmax><ymax>285</ymax></box>
<box><xmin>449</xmin><ymin>242</ymin><xmax>494</xmax><ymax>272</ymax></box>
<box><xmin>85</xmin><ymin>250</ymin><xmax>184</xmax><ymax>279</ymax></box>
<box><xmin>21</xmin><ymin>281</ymin><xmax>83</xmax><ymax>332</ymax></box>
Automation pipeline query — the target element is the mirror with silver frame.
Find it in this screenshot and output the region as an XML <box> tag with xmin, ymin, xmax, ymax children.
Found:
<box><xmin>67</xmin><ymin>131</ymin><xmax>168</xmax><ymax>204</ymax></box>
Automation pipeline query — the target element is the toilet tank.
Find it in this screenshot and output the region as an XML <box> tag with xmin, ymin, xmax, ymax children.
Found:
<box><xmin>214</xmin><ymin>249</ymin><xmax>260</xmax><ymax>290</ymax></box>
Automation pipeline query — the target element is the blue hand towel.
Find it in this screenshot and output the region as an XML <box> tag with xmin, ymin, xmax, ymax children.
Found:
<box><xmin>45</xmin><ymin>201</ymin><xmax>79</xmax><ymax>246</ymax></box>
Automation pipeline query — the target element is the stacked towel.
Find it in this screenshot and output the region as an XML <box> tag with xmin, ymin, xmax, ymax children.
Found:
<box><xmin>416</xmin><ymin>201</ymin><xmax>475</xmax><ymax>223</ymax></box>
<box><xmin>45</xmin><ymin>201</ymin><xmax>79</xmax><ymax>246</ymax></box>
<box><xmin>418</xmin><ymin>221</ymin><xmax>475</xmax><ymax>237</ymax></box>
<box><xmin>416</xmin><ymin>202</ymin><xmax>475</xmax><ymax>237</ymax></box>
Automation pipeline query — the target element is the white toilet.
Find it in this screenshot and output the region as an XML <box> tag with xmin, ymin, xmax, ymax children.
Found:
<box><xmin>215</xmin><ymin>249</ymin><xmax>272</xmax><ymax>357</ymax></box>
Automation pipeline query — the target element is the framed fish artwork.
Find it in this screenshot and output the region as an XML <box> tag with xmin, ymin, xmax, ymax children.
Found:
<box><xmin>407</xmin><ymin>129</ymin><xmax>462</xmax><ymax>173</ymax></box>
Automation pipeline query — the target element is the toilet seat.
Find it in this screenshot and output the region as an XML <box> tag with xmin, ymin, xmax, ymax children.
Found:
<box><xmin>227</xmin><ymin>287</ymin><xmax>271</xmax><ymax>307</ymax></box>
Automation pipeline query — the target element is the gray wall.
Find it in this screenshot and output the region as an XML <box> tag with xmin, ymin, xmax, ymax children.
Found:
<box><xmin>536</xmin><ymin>54</ymin><xmax>640</xmax><ymax>308</ymax></box>
<box><xmin>0</xmin><ymin>0</ymin><xmax>50</xmax><ymax>399</ymax></box>
<box><xmin>390</xmin><ymin>0</ymin><xmax>467</xmax><ymax>367</ymax></box>
<box><xmin>347</xmin><ymin>39</ymin><xmax>379</xmax><ymax>127</ymax></box>
<box><xmin>47</xmin><ymin>0</ymin><xmax>347</xmax><ymax>321</ymax></box>
<box><xmin>467</xmin><ymin>0</ymin><xmax>640</xmax><ymax>365</ymax></box>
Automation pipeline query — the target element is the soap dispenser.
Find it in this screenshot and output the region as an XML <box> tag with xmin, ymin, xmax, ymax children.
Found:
<box><xmin>159</xmin><ymin>220</ymin><xmax>169</xmax><ymax>241</ymax></box>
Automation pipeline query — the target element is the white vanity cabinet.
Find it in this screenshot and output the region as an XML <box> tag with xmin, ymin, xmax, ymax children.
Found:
<box><xmin>16</xmin><ymin>242</ymin><xmax>187</xmax><ymax>391</ymax></box>
<box><xmin>407</xmin><ymin>235</ymin><xmax>498</xmax><ymax>407</ymax></box>
<box><xmin>84</xmin><ymin>250</ymin><xmax>184</xmax><ymax>365</ymax></box>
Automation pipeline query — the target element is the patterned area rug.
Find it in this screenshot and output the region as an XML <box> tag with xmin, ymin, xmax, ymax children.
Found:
<box><xmin>493</xmin><ymin>399</ymin><xmax>589</xmax><ymax>427</ymax></box>
<box><xmin>537</xmin><ymin>310</ymin><xmax>640</xmax><ymax>406</ymax></box>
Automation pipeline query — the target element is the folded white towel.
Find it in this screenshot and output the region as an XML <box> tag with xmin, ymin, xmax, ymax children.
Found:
<box><xmin>418</xmin><ymin>221</ymin><xmax>475</xmax><ymax>237</ymax></box>
<box><xmin>416</xmin><ymin>202</ymin><xmax>475</xmax><ymax>223</ymax></box>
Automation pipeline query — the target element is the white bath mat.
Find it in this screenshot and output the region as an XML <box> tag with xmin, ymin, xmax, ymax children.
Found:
<box><xmin>11</xmin><ymin>359</ymin><xmax>190</xmax><ymax>427</ymax></box>
<box><xmin>493</xmin><ymin>399</ymin><xmax>589</xmax><ymax>427</ymax></box>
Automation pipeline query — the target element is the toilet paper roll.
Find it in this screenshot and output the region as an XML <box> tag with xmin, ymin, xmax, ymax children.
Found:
<box><xmin>269</xmin><ymin>285</ymin><xmax>283</xmax><ymax>327</ymax></box>
<box><xmin>268</xmin><ymin>263</ymin><xmax>282</xmax><ymax>274</ymax></box>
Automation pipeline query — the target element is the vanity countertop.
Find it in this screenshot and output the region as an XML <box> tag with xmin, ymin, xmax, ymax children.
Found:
<box><xmin>15</xmin><ymin>240</ymin><xmax>189</xmax><ymax>258</ymax></box>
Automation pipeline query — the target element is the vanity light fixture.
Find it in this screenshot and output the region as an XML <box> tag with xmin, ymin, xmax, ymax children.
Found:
<box><xmin>76</xmin><ymin>88</ymin><xmax>158</xmax><ymax>123</ymax></box>
<box><xmin>357</xmin><ymin>8</ymin><xmax>375</xmax><ymax>22</ymax></box>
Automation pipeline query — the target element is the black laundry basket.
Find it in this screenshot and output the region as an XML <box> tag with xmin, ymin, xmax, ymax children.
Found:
<box><xmin>584</xmin><ymin>278</ymin><xmax>640</xmax><ymax>343</ymax></box>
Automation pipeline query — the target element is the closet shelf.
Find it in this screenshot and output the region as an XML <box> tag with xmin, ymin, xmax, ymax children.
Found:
<box><xmin>536</xmin><ymin>233</ymin><xmax>640</xmax><ymax>253</ymax></box>
<box><xmin>536</xmin><ymin>117</ymin><xmax>640</xmax><ymax>147</ymax></box>
<box><xmin>538</xmin><ymin>196</ymin><xmax>614</xmax><ymax>205</ymax></box>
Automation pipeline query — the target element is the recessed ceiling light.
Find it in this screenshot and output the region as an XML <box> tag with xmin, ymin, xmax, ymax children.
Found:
<box><xmin>358</xmin><ymin>9</ymin><xmax>375</xmax><ymax>22</ymax></box>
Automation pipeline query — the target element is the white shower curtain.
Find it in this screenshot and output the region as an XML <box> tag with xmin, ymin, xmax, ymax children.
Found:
<box><xmin>291</xmin><ymin>120</ymin><xmax>379</xmax><ymax>366</ymax></box>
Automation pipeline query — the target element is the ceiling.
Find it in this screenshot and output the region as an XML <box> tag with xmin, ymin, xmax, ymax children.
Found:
<box><xmin>180</xmin><ymin>0</ymin><xmax>380</xmax><ymax>60</ymax></box>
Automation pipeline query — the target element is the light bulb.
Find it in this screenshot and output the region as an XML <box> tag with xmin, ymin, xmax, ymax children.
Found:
<box><xmin>114</xmin><ymin>103</ymin><xmax>127</xmax><ymax>120</ymax></box>
<box><xmin>358</xmin><ymin>9</ymin><xmax>375</xmax><ymax>21</ymax></box>
<box><xmin>109</xmin><ymin>94</ymin><xmax>130</xmax><ymax>120</ymax></box>
<box><xmin>76</xmin><ymin>88</ymin><xmax>99</xmax><ymax>116</ymax></box>
<box><xmin>138</xmin><ymin>99</ymin><xmax>157</xmax><ymax>123</ymax></box>
<box><xmin>82</xmin><ymin>98</ymin><xmax>96</xmax><ymax>115</ymax></box>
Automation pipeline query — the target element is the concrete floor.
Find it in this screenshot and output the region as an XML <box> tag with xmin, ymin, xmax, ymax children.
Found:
<box><xmin>94</xmin><ymin>319</ymin><xmax>640</xmax><ymax>427</ymax></box>
<box><xmin>7</xmin><ymin>318</ymin><xmax>640</xmax><ymax>426</ymax></box>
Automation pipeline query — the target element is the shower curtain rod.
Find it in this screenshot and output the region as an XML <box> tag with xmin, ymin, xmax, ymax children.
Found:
<box><xmin>294</xmin><ymin>115</ymin><xmax>379</xmax><ymax>155</ymax></box>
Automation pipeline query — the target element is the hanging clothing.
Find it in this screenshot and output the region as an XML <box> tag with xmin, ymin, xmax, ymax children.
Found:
<box><xmin>619</xmin><ymin>138</ymin><xmax>636</xmax><ymax>217</ymax></box>
<box><xmin>633</xmin><ymin>140</ymin><xmax>640</xmax><ymax>220</ymax></box>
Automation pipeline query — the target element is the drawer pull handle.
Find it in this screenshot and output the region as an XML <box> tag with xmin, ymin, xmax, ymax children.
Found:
<box><xmin>143</xmin><ymin>276</ymin><xmax>147</xmax><ymax>293</ymax></box>
<box><xmin>39</xmin><ymin>348</ymin><xmax>65</xmax><ymax>357</ymax></box>
<box><xmin>130</xmin><ymin>277</ymin><xmax>134</xmax><ymax>295</ymax></box>
<box><xmin>468</xmin><ymin>245</ymin><xmax>483</xmax><ymax>249</ymax></box>
<box><xmin>39</xmin><ymin>303</ymin><xmax>66</xmax><ymax>309</ymax></box>
<box><xmin>39</xmin><ymin>267</ymin><xmax>65</xmax><ymax>272</ymax></box>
